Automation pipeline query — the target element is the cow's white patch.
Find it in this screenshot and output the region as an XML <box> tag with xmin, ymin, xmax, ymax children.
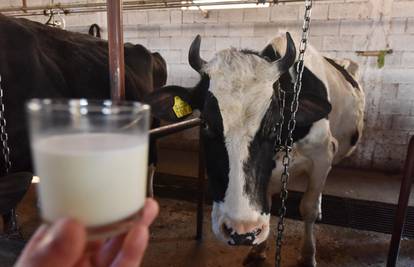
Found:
<box><xmin>205</xmin><ymin>49</ymin><xmax>278</xmax><ymax>237</ymax></box>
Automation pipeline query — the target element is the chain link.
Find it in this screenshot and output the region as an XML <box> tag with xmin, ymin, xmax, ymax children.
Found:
<box><xmin>0</xmin><ymin>75</ymin><xmax>12</xmax><ymax>174</ymax></box>
<box><xmin>275</xmin><ymin>1</ymin><xmax>312</xmax><ymax>266</ymax></box>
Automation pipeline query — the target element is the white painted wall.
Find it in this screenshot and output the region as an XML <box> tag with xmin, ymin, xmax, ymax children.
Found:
<box><xmin>2</xmin><ymin>0</ymin><xmax>414</xmax><ymax>171</ymax></box>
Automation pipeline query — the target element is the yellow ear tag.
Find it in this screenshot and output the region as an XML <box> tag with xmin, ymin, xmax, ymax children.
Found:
<box><xmin>173</xmin><ymin>96</ymin><xmax>192</xmax><ymax>118</ymax></box>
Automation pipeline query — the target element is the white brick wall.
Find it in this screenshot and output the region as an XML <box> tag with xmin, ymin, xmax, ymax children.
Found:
<box><xmin>5</xmin><ymin>0</ymin><xmax>414</xmax><ymax>171</ymax></box>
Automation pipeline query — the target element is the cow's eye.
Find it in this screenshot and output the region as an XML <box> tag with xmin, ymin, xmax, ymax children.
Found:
<box><xmin>268</xmin><ymin>124</ymin><xmax>279</xmax><ymax>140</ymax></box>
<box><xmin>201</xmin><ymin>122</ymin><xmax>216</xmax><ymax>138</ymax></box>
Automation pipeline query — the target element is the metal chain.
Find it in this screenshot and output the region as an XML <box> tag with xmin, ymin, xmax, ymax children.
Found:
<box><xmin>275</xmin><ymin>1</ymin><xmax>312</xmax><ymax>267</ymax></box>
<box><xmin>0</xmin><ymin>75</ymin><xmax>11</xmax><ymax>174</ymax></box>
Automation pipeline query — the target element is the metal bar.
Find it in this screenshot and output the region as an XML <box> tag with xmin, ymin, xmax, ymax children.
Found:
<box><xmin>0</xmin><ymin>0</ymin><xmax>316</xmax><ymax>11</ymax></box>
<box><xmin>2</xmin><ymin>209</ymin><xmax>20</xmax><ymax>238</ymax></box>
<box><xmin>2</xmin><ymin>0</ymin><xmax>335</xmax><ymax>16</ymax></box>
<box><xmin>107</xmin><ymin>0</ymin><xmax>125</xmax><ymax>101</ymax></box>
<box><xmin>22</xmin><ymin>0</ymin><xmax>27</xmax><ymax>12</ymax></box>
<box><xmin>147</xmin><ymin>117</ymin><xmax>205</xmax><ymax>240</ymax></box>
<box><xmin>196</xmin><ymin>126</ymin><xmax>205</xmax><ymax>241</ymax></box>
<box><xmin>387</xmin><ymin>136</ymin><xmax>414</xmax><ymax>267</ymax></box>
<box><xmin>149</xmin><ymin>118</ymin><xmax>202</xmax><ymax>140</ymax></box>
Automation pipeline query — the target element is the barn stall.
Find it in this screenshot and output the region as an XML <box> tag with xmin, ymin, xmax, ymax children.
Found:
<box><xmin>0</xmin><ymin>0</ymin><xmax>414</xmax><ymax>266</ymax></box>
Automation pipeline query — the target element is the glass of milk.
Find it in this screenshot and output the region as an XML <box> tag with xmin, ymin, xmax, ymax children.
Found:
<box><xmin>26</xmin><ymin>99</ymin><xmax>150</xmax><ymax>240</ymax></box>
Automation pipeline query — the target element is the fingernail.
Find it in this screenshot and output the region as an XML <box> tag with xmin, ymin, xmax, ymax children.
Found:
<box><xmin>37</xmin><ymin>218</ymin><xmax>74</xmax><ymax>248</ymax></box>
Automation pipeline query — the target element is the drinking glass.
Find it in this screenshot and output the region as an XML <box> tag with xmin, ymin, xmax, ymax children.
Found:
<box><xmin>26</xmin><ymin>99</ymin><xmax>150</xmax><ymax>240</ymax></box>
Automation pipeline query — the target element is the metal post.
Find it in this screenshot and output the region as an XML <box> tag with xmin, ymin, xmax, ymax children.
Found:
<box><xmin>149</xmin><ymin>118</ymin><xmax>202</xmax><ymax>139</ymax></box>
<box><xmin>107</xmin><ymin>0</ymin><xmax>125</xmax><ymax>101</ymax></box>
<box><xmin>196</xmin><ymin>126</ymin><xmax>205</xmax><ymax>241</ymax></box>
<box><xmin>387</xmin><ymin>136</ymin><xmax>414</xmax><ymax>267</ymax></box>
<box><xmin>22</xmin><ymin>0</ymin><xmax>27</xmax><ymax>12</ymax></box>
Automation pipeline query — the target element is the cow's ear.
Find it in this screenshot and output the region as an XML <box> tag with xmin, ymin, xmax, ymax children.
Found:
<box><xmin>144</xmin><ymin>74</ymin><xmax>210</xmax><ymax>122</ymax></box>
<box><xmin>143</xmin><ymin>85</ymin><xmax>195</xmax><ymax>122</ymax></box>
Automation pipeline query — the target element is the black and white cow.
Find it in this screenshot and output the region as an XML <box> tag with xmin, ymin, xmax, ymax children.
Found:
<box><xmin>146</xmin><ymin>32</ymin><xmax>365</xmax><ymax>266</ymax></box>
<box><xmin>0</xmin><ymin>14</ymin><xmax>167</xmax><ymax>234</ymax></box>
<box><xmin>0</xmin><ymin>14</ymin><xmax>168</xmax><ymax>175</ymax></box>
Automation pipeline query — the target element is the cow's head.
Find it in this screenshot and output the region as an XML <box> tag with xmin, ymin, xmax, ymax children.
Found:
<box><xmin>145</xmin><ymin>32</ymin><xmax>331</xmax><ymax>246</ymax></box>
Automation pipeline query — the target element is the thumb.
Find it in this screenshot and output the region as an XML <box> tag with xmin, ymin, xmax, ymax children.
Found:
<box><xmin>15</xmin><ymin>219</ymin><xmax>86</xmax><ymax>267</ymax></box>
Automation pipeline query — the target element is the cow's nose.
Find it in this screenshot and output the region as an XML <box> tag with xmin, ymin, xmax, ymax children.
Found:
<box><xmin>222</xmin><ymin>223</ymin><xmax>262</xmax><ymax>246</ymax></box>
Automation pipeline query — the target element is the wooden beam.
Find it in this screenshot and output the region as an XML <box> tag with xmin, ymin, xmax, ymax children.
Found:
<box><xmin>356</xmin><ymin>49</ymin><xmax>393</xmax><ymax>57</ymax></box>
<box><xmin>107</xmin><ymin>0</ymin><xmax>125</xmax><ymax>101</ymax></box>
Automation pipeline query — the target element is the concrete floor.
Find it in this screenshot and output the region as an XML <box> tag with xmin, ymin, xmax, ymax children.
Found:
<box><xmin>1</xmin><ymin>146</ymin><xmax>414</xmax><ymax>266</ymax></box>
<box><xmin>144</xmin><ymin>198</ymin><xmax>414</xmax><ymax>267</ymax></box>
<box><xmin>1</xmin><ymin>186</ymin><xmax>414</xmax><ymax>267</ymax></box>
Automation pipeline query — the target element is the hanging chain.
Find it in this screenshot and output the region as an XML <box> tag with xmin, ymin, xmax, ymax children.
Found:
<box><xmin>275</xmin><ymin>1</ymin><xmax>312</xmax><ymax>267</ymax></box>
<box><xmin>0</xmin><ymin>75</ymin><xmax>11</xmax><ymax>174</ymax></box>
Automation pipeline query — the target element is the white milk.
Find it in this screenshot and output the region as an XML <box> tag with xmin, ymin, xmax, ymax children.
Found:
<box><xmin>33</xmin><ymin>133</ymin><xmax>148</xmax><ymax>227</ymax></box>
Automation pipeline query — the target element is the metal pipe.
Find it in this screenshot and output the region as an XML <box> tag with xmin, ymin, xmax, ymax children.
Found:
<box><xmin>1</xmin><ymin>0</ymin><xmax>334</xmax><ymax>17</ymax></box>
<box><xmin>387</xmin><ymin>136</ymin><xmax>414</xmax><ymax>267</ymax></box>
<box><xmin>21</xmin><ymin>0</ymin><xmax>27</xmax><ymax>12</ymax></box>
<box><xmin>147</xmin><ymin>116</ymin><xmax>205</xmax><ymax>240</ymax></box>
<box><xmin>107</xmin><ymin>0</ymin><xmax>125</xmax><ymax>101</ymax></box>
<box><xmin>149</xmin><ymin>118</ymin><xmax>202</xmax><ymax>140</ymax></box>
<box><xmin>196</xmin><ymin>126</ymin><xmax>205</xmax><ymax>241</ymax></box>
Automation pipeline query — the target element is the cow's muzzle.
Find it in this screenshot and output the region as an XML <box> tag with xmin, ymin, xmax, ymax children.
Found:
<box><xmin>212</xmin><ymin>202</ymin><xmax>271</xmax><ymax>246</ymax></box>
<box><xmin>221</xmin><ymin>222</ymin><xmax>266</xmax><ymax>246</ymax></box>
<box><xmin>223</xmin><ymin>223</ymin><xmax>262</xmax><ymax>246</ymax></box>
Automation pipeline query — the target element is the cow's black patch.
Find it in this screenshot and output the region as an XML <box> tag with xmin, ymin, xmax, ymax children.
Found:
<box><xmin>243</xmin><ymin>93</ymin><xmax>279</xmax><ymax>214</ymax></box>
<box><xmin>273</xmin><ymin>46</ymin><xmax>331</xmax><ymax>124</ymax></box>
<box><xmin>240</xmin><ymin>49</ymin><xmax>260</xmax><ymax>56</ymax></box>
<box><xmin>260</xmin><ymin>44</ymin><xmax>279</xmax><ymax>62</ymax></box>
<box><xmin>324</xmin><ymin>57</ymin><xmax>360</xmax><ymax>90</ymax></box>
<box><xmin>242</xmin><ymin>89</ymin><xmax>317</xmax><ymax>213</ymax></box>
<box><xmin>241</xmin><ymin>48</ymin><xmax>274</xmax><ymax>63</ymax></box>
<box><xmin>350</xmin><ymin>130</ymin><xmax>359</xmax><ymax>146</ymax></box>
<box><xmin>243</xmin><ymin>51</ymin><xmax>332</xmax><ymax>213</ymax></box>
<box><xmin>192</xmin><ymin>74</ymin><xmax>211</xmax><ymax>110</ymax></box>
<box><xmin>202</xmin><ymin>92</ymin><xmax>229</xmax><ymax>203</ymax></box>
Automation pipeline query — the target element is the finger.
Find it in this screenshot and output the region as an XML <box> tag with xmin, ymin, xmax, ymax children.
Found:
<box><xmin>93</xmin><ymin>235</ymin><xmax>125</xmax><ymax>266</ymax></box>
<box><xmin>15</xmin><ymin>218</ymin><xmax>87</xmax><ymax>267</ymax></box>
<box><xmin>111</xmin><ymin>225</ymin><xmax>149</xmax><ymax>267</ymax></box>
<box><xmin>73</xmin><ymin>256</ymin><xmax>91</xmax><ymax>267</ymax></box>
<box><xmin>139</xmin><ymin>198</ymin><xmax>159</xmax><ymax>227</ymax></box>
<box><xmin>95</xmin><ymin>199</ymin><xmax>158</xmax><ymax>266</ymax></box>
<box><xmin>18</xmin><ymin>224</ymin><xmax>49</xmax><ymax>253</ymax></box>
<box><xmin>74</xmin><ymin>241</ymin><xmax>104</xmax><ymax>267</ymax></box>
<box><xmin>85</xmin><ymin>240</ymin><xmax>104</xmax><ymax>254</ymax></box>
<box><xmin>81</xmin><ymin>240</ymin><xmax>103</xmax><ymax>267</ymax></box>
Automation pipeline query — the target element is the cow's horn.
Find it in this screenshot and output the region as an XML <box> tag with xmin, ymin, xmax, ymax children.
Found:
<box><xmin>274</xmin><ymin>32</ymin><xmax>296</xmax><ymax>74</ymax></box>
<box><xmin>189</xmin><ymin>35</ymin><xmax>206</xmax><ymax>73</ymax></box>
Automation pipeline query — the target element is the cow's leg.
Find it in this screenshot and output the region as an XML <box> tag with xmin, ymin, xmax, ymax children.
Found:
<box><xmin>299</xmin><ymin>137</ymin><xmax>336</xmax><ymax>266</ymax></box>
<box><xmin>316</xmin><ymin>194</ymin><xmax>322</xmax><ymax>221</ymax></box>
<box><xmin>297</xmin><ymin>124</ymin><xmax>337</xmax><ymax>266</ymax></box>
<box><xmin>299</xmin><ymin>163</ymin><xmax>331</xmax><ymax>267</ymax></box>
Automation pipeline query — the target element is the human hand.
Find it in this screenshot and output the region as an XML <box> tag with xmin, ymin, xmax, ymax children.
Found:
<box><xmin>15</xmin><ymin>198</ymin><xmax>159</xmax><ymax>267</ymax></box>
